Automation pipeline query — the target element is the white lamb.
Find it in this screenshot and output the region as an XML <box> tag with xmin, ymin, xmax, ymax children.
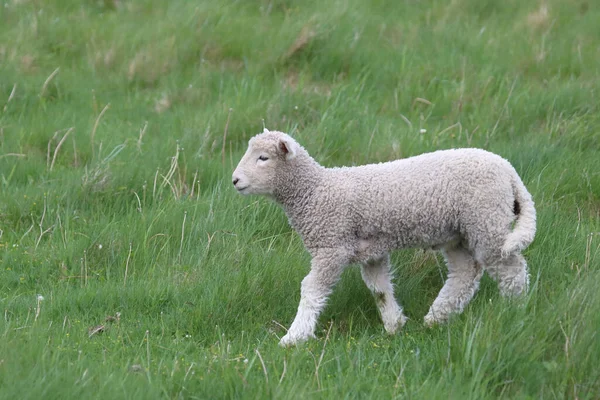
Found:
<box><xmin>232</xmin><ymin>129</ymin><xmax>536</xmax><ymax>347</ymax></box>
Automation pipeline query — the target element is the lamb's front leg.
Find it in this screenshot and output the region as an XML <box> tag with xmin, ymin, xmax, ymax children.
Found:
<box><xmin>360</xmin><ymin>255</ymin><xmax>407</xmax><ymax>334</ymax></box>
<box><xmin>279</xmin><ymin>251</ymin><xmax>347</xmax><ymax>347</ymax></box>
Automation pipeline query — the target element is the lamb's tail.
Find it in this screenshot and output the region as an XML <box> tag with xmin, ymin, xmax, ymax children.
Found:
<box><xmin>501</xmin><ymin>176</ymin><xmax>536</xmax><ymax>257</ymax></box>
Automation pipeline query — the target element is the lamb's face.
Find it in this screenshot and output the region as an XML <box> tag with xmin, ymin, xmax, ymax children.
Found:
<box><xmin>232</xmin><ymin>131</ymin><xmax>297</xmax><ymax>196</ymax></box>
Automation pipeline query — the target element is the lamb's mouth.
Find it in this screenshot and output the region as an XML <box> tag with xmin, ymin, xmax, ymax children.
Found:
<box><xmin>236</xmin><ymin>186</ymin><xmax>249</xmax><ymax>193</ymax></box>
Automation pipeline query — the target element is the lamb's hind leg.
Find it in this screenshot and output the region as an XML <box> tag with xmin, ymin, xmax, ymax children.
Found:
<box><xmin>424</xmin><ymin>245</ymin><xmax>483</xmax><ymax>326</ymax></box>
<box><xmin>484</xmin><ymin>253</ymin><xmax>529</xmax><ymax>297</ymax></box>
<box><xmin>361</xmin><ymin>255</ymin><xmax>407</xmax><ymax>334</ymax></box>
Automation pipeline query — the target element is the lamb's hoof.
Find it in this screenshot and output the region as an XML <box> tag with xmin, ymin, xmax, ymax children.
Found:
<box><xmin>423</xmin><ymin>313</ymin><xmax>443</xmax><ymax>328</ymax></box>
<box><xmin>384</xmin><ymin>313</ymin><xmax>408</xmax><ymax>334</ymax></box>
<box><xmin>279</xmin><ymin>332</ymin><xmax>314</xmax><ymax>347</ymax></box>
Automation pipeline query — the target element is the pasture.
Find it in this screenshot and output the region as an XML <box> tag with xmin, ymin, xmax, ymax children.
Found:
<box><xmin>1</xmin><ymin>0</ymin><xmax>599</xmax><ymax>398</ymax></box>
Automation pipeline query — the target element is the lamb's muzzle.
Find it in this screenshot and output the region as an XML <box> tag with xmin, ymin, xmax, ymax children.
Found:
<box><xmin>234</xmin><ymin>129</ymin><xmax>536</xmax><ymax>347</ymax></box>
<box><xmin>231</xmin><ymin>170</ymin><xmax>251</xmax><ymax>194</ymax></box>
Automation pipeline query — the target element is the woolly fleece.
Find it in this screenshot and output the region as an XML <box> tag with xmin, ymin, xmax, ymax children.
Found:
<box><xmin>233</xmin><ymin>129</ymin><xmax>536</xmax><ymax>347</ymax></box>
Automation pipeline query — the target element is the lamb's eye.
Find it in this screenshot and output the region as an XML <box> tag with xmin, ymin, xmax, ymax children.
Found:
<box><xmin>258</xmin><ymin>155</ymin><xmax>269</xmax><ymax>161</ymax></box>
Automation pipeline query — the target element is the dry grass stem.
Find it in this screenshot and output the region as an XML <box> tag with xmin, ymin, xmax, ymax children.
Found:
<box><xmin>178</xmin><ymin>211</ymin><xmax>187</xmax><ymax>263</ymax></box>
<box><xmin>3</xmin><ymin>83</ymin><xmax>17</xmax><ymax>112</ymax></box>
<box><xmin>0</xmin><ymin>153</ymin><xmax>25</xmax><ymax>159</ymax></box>
<box><xmin>40</xmin><ymin>67</ymin><xmax>60</xmax><ymax>98</ymax></box>
<box><xmin>124</xmin><ymin>242</ymin><xmax>133</xmax><ymax>286</ymax></box>
<box><xmin>47</xmin><ymin>130</ymin><xmax>61</xmax><ymax>169</ymax></box>
<box><xmin>133</xmin><ymin>191</ymin><xmax>142</xmax><ymax>213</ymax></box>
<box><xmin>159</xmin><ymin>144</ymin><xmax>182</xmax><ymax>199</ymax></box>
<box><xmin>279</xmin><ymin>358</ymin><xmax>287</xmax><ymax>384</ymax></box>
<box><xmin>437</xmin><ymin>122</ymin><xmax>462</xmax><ymax>137</ymax></box>
<box><xmin>255</xmin><ymin>348</ymin><xmax>269</xmax><ymax>384</ymax></box>
<box><xmin>88</xmin><ymin>325</ymin><xmax>105</xmax><ymax>338</ymax></box>
<box><xmin>34</xmin><ymin>296</ymin><xmax>43</xmax><ymax>322</ymax></box>
<box><xmin>35</xmin><ymin>196</ymin><xmax>53</xmax><ymax>250</ymax></box>
<box><xmin>190</xmin><ymin>170</ymin><xmax>198</xmax><ymax>198</ymax></box>
<box><xmin>90</xmin><ymin>103</ymin><xmax>110</xmax><ymax>157</ymax></box>
<box><xmin>137</xmin><ymin>121</ymin><xmax>148</xmax><ymax>151</ymax></box>
<box><xmin>83</xmin><ymin>250</ymin><xmax>88</xmax><ymax>287</ymax></box>
<box><xmin>152</xmin><ymin>168</ymin><xmax>159</xmax><ymax>199</ymax></box>
<box><xmin>413</xmin><ymin>97</ymin><xmax>433</xmax><ymax>107</ymax></box>
<box><xmin>50</xmin><ymin>127</ymin><xmax>74</xmax><ymax>171</ymax></box>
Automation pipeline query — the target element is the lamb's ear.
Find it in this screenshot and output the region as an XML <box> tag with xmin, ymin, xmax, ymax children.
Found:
<box><xmin>278</xmin><ymin>138</ymin><xmax>297</xmax><ymax>160</ymax></box>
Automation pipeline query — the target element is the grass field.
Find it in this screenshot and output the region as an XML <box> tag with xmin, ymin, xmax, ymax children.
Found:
<box><xmin>1</xmin><ymin>0</ymin><xmax>600</xmax><ymax>398</ymax></box>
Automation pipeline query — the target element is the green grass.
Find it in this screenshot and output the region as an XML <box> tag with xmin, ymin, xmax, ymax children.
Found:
<box><xmin>1</xmin><ymin>0</ymin><xmax>599</xmax><ymax>398</ymax></box>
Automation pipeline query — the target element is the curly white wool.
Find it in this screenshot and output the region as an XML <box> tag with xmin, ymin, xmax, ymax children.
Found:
<box><xmin>233</xmin><ymin>129</ymin><xmax>536</xmax><ymax>347</ymax></box>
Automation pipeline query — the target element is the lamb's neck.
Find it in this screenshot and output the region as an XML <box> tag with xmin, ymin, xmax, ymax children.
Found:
<box><xmin>274</xmin><ymin>158</ymin><xmax>324</xmax><ymax>215</ymax></box>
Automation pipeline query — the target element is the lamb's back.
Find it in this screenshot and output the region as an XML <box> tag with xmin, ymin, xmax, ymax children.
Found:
<box><xmin>311</xmin><ymin>148</ymin><xmax>515</xmax><ymax>249</ymax></box>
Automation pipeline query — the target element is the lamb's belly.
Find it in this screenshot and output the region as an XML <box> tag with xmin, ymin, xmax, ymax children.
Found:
<box><xmin>352</xmin><ymin>231</ymin><xmax>458</xmax><ymax>263</ymax></box>
<box><xmin>352</xmin><ymin>214</ymin><xmax>458</xmax><ymax>262</ymax></box>
<box><xmin>394</xmin><ymin>230</ymin><xmax>459</xmax><ymax>250</ymax></box>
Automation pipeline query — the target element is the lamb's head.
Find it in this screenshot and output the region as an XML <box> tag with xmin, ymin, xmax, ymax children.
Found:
<box><xmin>232</xmin><ymin>129</ymin><xmax>300</xmax><ymax>196</ymax></box>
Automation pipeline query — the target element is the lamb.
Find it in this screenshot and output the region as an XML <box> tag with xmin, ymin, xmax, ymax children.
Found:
<box><xmin>232</xmin><ymin>129</ymin><xmax>536</xmax><ymax>347</ymax></box>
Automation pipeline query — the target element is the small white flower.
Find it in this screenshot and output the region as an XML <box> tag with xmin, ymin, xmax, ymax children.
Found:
<box><xmin>243</xmin><ymin>359</ymin><xmax>249</xmax><ymax>364</ymax></box>
<box><xmin>419</xmin><ymin>128</ymin><xmax>427</xmax><ymax>134</ymax></box>
<box><xmin>37</xmin><ymin>295</ymin><xmax>44</xmax><ymax>301</ymax></box>
<box><xmin>98</xmin><ymin>244</ymin><xmax>103</xmax><ymax>249</ymax></box>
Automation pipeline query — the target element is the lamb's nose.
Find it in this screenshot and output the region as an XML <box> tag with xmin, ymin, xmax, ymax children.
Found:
<box><xmin>232</xmin><ymin>177</ymin><xmax>239</xmax><ymax>186</ymax></box>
